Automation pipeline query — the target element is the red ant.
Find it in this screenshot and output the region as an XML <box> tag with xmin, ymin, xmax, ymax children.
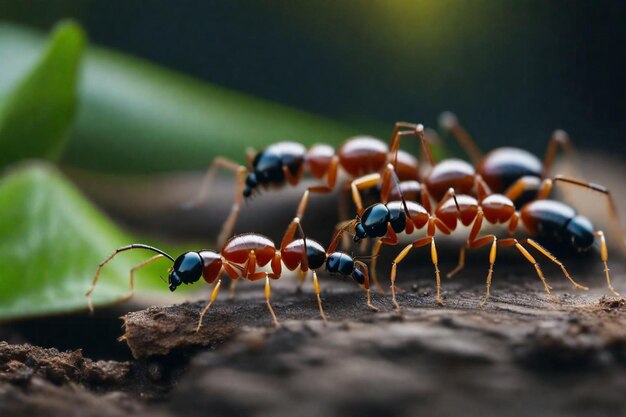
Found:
<box><xmin>436</xmin><ymin>111</ymin><xmax>576</xmax><ymax>207</ymax></box>
<box><xmin>86</xmin><ymin>222</ymin><xmax>376</xmax><ymax>330</ymax></box>
<box><xmin>187</xmin><ymin>122</ymin><xmax>424</xmax><ymax>246</ymax></box>
<box><xmin>439</xmin><ymin>175</ymin><xmax>624</xmax><ymax>304</ymax></box>
<box><xmin>340</xmin><ymin>158</ymin><xmax>624</xmax><ymax>308</ymax></box>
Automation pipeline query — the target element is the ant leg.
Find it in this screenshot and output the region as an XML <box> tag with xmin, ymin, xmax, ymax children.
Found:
<box><xmin>498</xmin><ymin>238</ymin><xmax>558</xmax><ymax>303</ymax></box>
<box><xmin>229</xmin><ymin>279</ymin><xmax>238</xmax><ymax>300</ymax></box>
<box><xmin>542</xmin><ymin>130</ymin><xmax>575</xmax><ymax>177</ymax></box>
<box><xmin>461</xmin><ymin>208</ymin><xmax>497</xmax><ymax>304</ymax></box>
<box><xmin>369</xmin><ymin>226</ymin><xmax>399</xmax><ymax>294</ymax></box>
<box><xmin>388</xmin><ymin>128</ymin><xmax>421</xmax><ymax>164</ymax></box>
<box><xmin>121</xmin><ymin>254</ymin><xmax>165</xmax><ymax>302</ymax></box>
<box><xmin>390</xmin><ymin>237</ymin><xmax>442</xmax><ymax>308</ymax></box>
<box><xmin>355</xmin><ymin>260</ymin><xmax>378</xmax><ymax>312</ymax></box>
<box><xmin>474</xmin><ymin>175</ymin><xmax>492</xmax><ymax>201</ymax></box>
<box><xmin>505</xmin><ymin>176</ymin><xmax>544</xmax><ymax>202</ymax></box>
<box><xmin>551</xmin><ymin>176</ymin><xmax>626</xmax><ymax>254</ymax></box>
<box><xmin>187</xmin><ymin>157</ymin><xmax>246</xmax><ymax>207</ymax></box>
<box><xmin>196</xmin><ymin>279</ymin><xmax>223</xmax><ymax>332</ymax></box>
<box><xmin>312</xmin><ymin>271</ymin><xmax>327</xmax><ymax>322</ymax></box>
<box><xmin>525</xmin><ymin>239</ymin><xmax>589</xmax><ymax>291</ymax></box>
<box><xmin>217</xmin><ymin>166</ymin><xmax>249</xmax><ymax>247</ymax></box>
<box><xmin>296</xmin><ymin>269</ymin><xmax>307</xmax><ymax>292</ymax></box>
<box><xmin>338</xmin><ymin>181</ymin><xmax>353</xmax><ymax>249</ymax></box>
<box><xmin>595</xmin><ymin>231</ymin><xmax>619</xmax><ymax>296</ymax></box>
<box><xmin>438</xmin><ymin>111</ymin><xmax>483</xmax><ymax>165</ymax></box>
<box><xmin>350</xmin><ymin>173</ymin><xmax>382</xmax><ymax>216</ymax></box>
<box><xmin>264</xmin><ymin>276</ymin><xmax>280</xmax><ymax>328</ymax></box>
<box><xmin>447</xmin><ymin>247</ymin><xmax>466</xmax><ymax>278</ymax></box>
<box><xmin>466</xmin><ymin>235</ymin><xmax>497</xmax><ymax>306</ymax></box>
<box><xmin>281</xmin><ymin>158</ymin><xmax>340</xmax><ymax>249</ymax></box>
<box><xmin>370</xmin><ymin>240</ymin><xmax>385</xmax><ymax>293</ymax></box>
<box><xmin>86</xmin><ymin>244</ymin><xmax>174</xmax><ymax>313</ymax></box>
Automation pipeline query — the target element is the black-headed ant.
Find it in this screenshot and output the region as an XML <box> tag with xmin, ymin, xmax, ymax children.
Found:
<box><xmin>186</xmin><ymin>122</ymin><xmax>424</xmax><ymax>246</ymax></box>
<box><xmin>441</xmin><ymin>175</ymin><xmax>623</xmax><ymax>304</ymax></box>
<box><xmin>87</xmin><ymin>223</ymin><xmax>376</xmax><ymax>330</ymax></box>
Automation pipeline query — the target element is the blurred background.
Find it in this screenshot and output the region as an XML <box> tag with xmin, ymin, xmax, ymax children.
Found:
<box><xmin>5</xmin><ymin>0</ymin><xmax>626</xmax><ymax>155</ymax></box>
<box><xmin>1</xmin><ymin>0</ymin><xmax>625</xmax><ymax>323</ymax></box>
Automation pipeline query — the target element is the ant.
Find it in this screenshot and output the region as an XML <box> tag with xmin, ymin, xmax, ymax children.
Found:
<box><xmin>187</xmin><ymin>122</ymin><xmax>424</xmax><ymax>246</ymax></box>
<box><xmin>340</xmin><ymin>162</ymin><xmax>624</xmax><ymax>308</ymax></box>
<box><xmin>86</xmin><ymin>222</ymin><xmax>376</xmax><ymax>330</ymax></box>
<box><xmin>437</xmin><ymin>111</ymin><xmax>576</xmax><ymax>207</ymax></box>
<box><xmin>441</xmin><ymin>175</ymin><xmax>623</xmax><ymax>304</ymax></box>
<box><xmin>334</xmin><ymin>163</ymin><xmax>454</xmax><ymax>307</ymax></box>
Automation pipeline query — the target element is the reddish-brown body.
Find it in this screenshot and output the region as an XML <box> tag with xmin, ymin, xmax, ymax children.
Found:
<box><xmin>222</xmin><ymin>234</ymin><xmax>276</xmax><ymax>265</ymax></box>
<box><xmin>424</xmin><ymin>159</ymin><xmax>477</xmax><ymax>202</ymax></box>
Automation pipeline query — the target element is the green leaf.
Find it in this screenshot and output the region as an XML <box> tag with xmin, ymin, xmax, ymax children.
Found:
<box><xmin>0</xmin><ymin>163</ymin><xmax>175</xmax><ymax>320</ymax></box>
<box><xmin>67</xmin><ymin>49</ymin><xmax>359</xmax><ymax>173</ymax></box>
<box><xmin>0</xmin><ymin>23</ymin><xmax>358</xmax><ymax>174</ymax></box>
<box><xmin>0</xmin><ymin>21</ymin><xmax>85</xmax><ymax>167</ymax></box>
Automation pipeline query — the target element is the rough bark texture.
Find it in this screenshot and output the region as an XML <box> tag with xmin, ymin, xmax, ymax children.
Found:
<box><xmin>2</xmin><ymin>153</ymin><xmax>626</xmax><ymax>416</ymax></box>
<box><xmin>3</xmin><ymin>268</ymin><xmax>626</xmax><ymax>417</ymax></box>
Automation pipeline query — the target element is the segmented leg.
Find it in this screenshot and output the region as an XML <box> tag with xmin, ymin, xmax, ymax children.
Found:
<box><xmin>196</xmin><ymin>279</ymin><xmax>223</xmax><ymax>332</ymax></box>
<box><xmin>438</xmin><ymin>111</ymin><xmax>483</xmax><ymax>165</ymax></box>
<box><xmin>542</xmin><ymin>130</ymin><xmax>575</xmax><ymax>177</ymax></box>
<box><xmin>390</xmin><ymin>236</ymin><xmax>442</xmax><ymax>309</ymax></box>
<box><xmin>595</xmin><ymin>230</ymin><xmax>619</xmax><ymax>296</ymax></box>
<box><xmin>312</xmin><ymin>271</ymin><xmax>327</xmax><ymax>322</ymax></box>
<box><xmin>186</xmin><ymin>157</ymin><xmax>245</xmax><ymax>208</ymax></box>
<box><xmin>121</xmin><ymin>254</ymin><xmax>164</xmax><ymax>302</ymax></box>
<box><xmin>447</xmin><ymin>247</ymin><xmax>466</xmax><ymax>278</ymax></box>
<box><xmin>526</xmin><ymin>239</ymin><xmax>588</xmax><ymax>291</ymax></box>
<box><xmin>264</xmin><ymin>276</ymin><xmax>280</xmax><ymax>327</ymax></box>
<box><xmin>216</xmin><ymin>166</ymin><xmax>249</xmax><ymax>247</ymax></box>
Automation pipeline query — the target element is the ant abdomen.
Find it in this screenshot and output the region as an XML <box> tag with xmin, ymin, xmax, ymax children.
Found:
<box><xmin>424</xmin><ymin>158</ymin><xmax>476</xmax><ymax>201</ymax></box>
<box><xmin>520</xmin><ymin>199</ymin><xmax>594</xmax><ymax>250</ymax></box>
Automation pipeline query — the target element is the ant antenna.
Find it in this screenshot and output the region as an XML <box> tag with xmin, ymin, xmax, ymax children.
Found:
<box><xmin>449</xmin><ymin>188</ymin><xmax>461</xmax><ymax>215</ymax></box>
<box><xmin>86</xmin><ymin>244</ymin><xmax>175</xmax><ymax>313</ymax></box>
<box><xmin>416</xmin><ymin>124</ymin><xmax>436</xmax><ymax>167</ymax></box>
<box><xmin>296</xmin><ymin>221</ymin><xmax>309</xmax><ymax>272</ymax></box>
<box><xmin>387</xmin><ymin>164</ymin><xmax>411</xmax><ymax>221</ymax></box>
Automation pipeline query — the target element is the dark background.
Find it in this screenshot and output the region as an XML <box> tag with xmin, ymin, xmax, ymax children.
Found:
<box><xmin>3</xmin><ymin>0</ymin><xmax>625</xmax><ymax>156</ymax></box>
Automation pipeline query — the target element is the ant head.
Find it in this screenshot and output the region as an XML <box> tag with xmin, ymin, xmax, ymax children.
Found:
<box><xmin>565</xmin><ymin>215</ymin><xmax>595</xmax><ymax>251</ymax></box>
<box><xmin>354</xmin><ymin>222</ymin><xmax>367</xmax><ymax>242</ymax></box>
<box><xmin>169</xmin><ymin>251</ymin><xmax>203</xmax><ymax>291</ymax></box>
<box><xmin>243</xmin><ymin>173</ymin><xmax>258</xmax><ymax>198</ymax></box>
<box><xmin>353</xmin><ymin>204</ymin><xmax>390</xmax><ymax>242</ymax></box>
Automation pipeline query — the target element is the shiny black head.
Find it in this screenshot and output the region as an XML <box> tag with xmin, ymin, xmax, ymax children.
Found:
<box><xmin>168</xmin><ymin>252</ymin><xmax>203</xmax><ymax>292</ymax></box>
<box><xmin>354</xmin><ymin>204</ymin><xmax>388</xmax><ymax>242</ymax></box>
<box><xmin>353</xmin><ymin>203</ymin><xmax>405</xmax><ymax>242</ymax></box>
<box><xmin>565</xmin><ymin>215</ymin><xmax>595</xmax><ymax>250</ymax></box>
<box><xmin>243</xmin><ymin>173</ymin><xmax>258</xmax><ymax>198</ymax></box>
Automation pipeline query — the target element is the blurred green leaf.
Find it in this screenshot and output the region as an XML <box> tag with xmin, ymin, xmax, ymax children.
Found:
<box><xmin>0</xmin><ymin>23</ymin><xmax>358</xmax><ymax>174</ymax></box>
<box><xmin>0</xmin><ymin>21</ymin><xmax>85</xmax><ymax>167</ymax></box>
<box><xmin>0</xmin><ymin>163</ymin><xmax>175</xmax><ymax>320</ymax></box>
